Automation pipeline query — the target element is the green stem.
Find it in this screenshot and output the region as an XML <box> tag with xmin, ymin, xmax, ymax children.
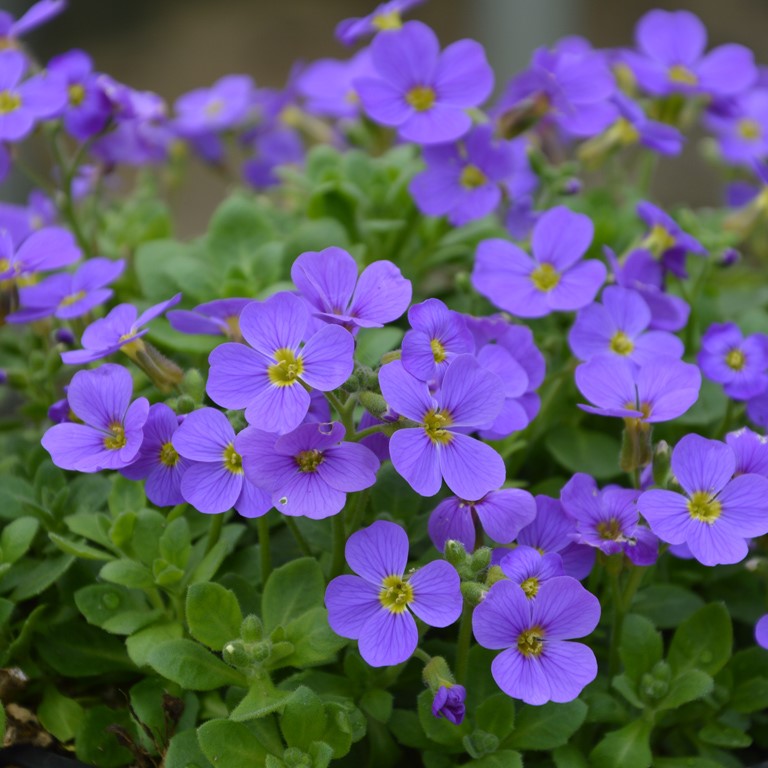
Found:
<box><xmin>330</xmin><ymin>511</ymin><xmax>347</xmax><ymax>579</ymax></box>
<box><xmin>257</xmin><ymin>516</ymin><xmax>272</xmax><ymax>586</ymax></box>
<box><xmin>713</xmin><ymin>398</ymin><xmax>736</xmax><ymax>439</ymax></box>
<box><xmin>284</xmin><ymin>517</ymin><xmax>312</xmax><ymax>557</ymax></box>
<box><xmin>349</xmin><ymin>423</ymin><xmax>389</xmax><ymax>442</ymax></box>
<box><xmin>346</xmin><ymin>489</ymin><xmax>369</xmax><ymax>538</ymax></box>
<box><xmin>413</xmin><ymin>648</ymin><xmax>432</xmax><ymax>664</ymax></box>
<box><xmin>454</xmin><ymin>602</ymin><xmax>473</xmax><ymax>685</ymax></box>
<box><xmin>326</xmin><ymin>390</ymin><xmax>356</xmax><ymax>434</ymax></box>
<box><xmin>205</xmin><ymin>513</ymin><xmax>224</xmax><ymax>555</ymax></box>
<box><xmin>608</xmin><ymin>571</ymin><xmax>624</xmax><ymax>678</ymax></box>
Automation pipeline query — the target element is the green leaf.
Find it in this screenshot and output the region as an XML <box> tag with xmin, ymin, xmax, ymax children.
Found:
<box><xmin>100</xmin><ymin>559</ymin><xmax>154</xmax><ymax>589</ymax></box>
<box><xmin>0</xmin><ymin>598</ymin><xmax>13</xmax><ymax>626</ymax></box>
<box><xmin>632</xmin><ymin>585</ymin><xmax>705</xmax><ymax>628</ymax></box>
<box><xmin>589</xmin><ymin>720</ymin><xmax>652</xmax><ymax>768</ymax></box>
<box><xmin>417</xmin><ymin>689</ymin><xmax>471</xmax><ymax>750</ymax></box>
<box><xmin>321</xmin><ymin>701</ymin><xmax>360</xmax><ymax>758</ymax></box>
<box><xmin>75</xmin><ymin>583</ymin><xmax>156</xmax><ymax>635</ymax></box>
<box><xmin>7</xmin><ymin>554</ymin><xmax>75</xmax><ymax>601</ymax></box>
<box><xmin>262</xmin><ymin>557</ymin><xmax>325</xmax><ymax>630</ymax></box>
<box><xmin>66</xmin><ymin>512</ymin><xmax>113</xmax><ymax>548</ymax></box>
<box><xmin>356</xmin><ymin>327</ymin><xmax>404</xmax><ymax>368</ymax></box>
<box><xmin>75</xmin><ymin>705</ymin><xmax>137</xmax><ymax>768</ymax></box>
<box><xmin>230</xmin><ymin>685</ymin><xmax>291</xmax><ymax>721</ymax></box>
<box><xmin>135</xmin><ymin>238</ymin><xmax>217</xmax><ymax>303</ymax></box>
<box><xmin>728</xmin><ymin>647</ymin><xmax>768</xmax><ymax>713</ymax></box>
<box><xmin>656</xmin><ymin>669</ymin><xmax>713</xmax><ymax>711</ymax></box>
<box><xmin>465</xmin><ymin>751</ymin><xmax>523</xmax><ymax>768</ymax></box>
<box><xmin>165</xmin><ymin>728</ymin><xmax>213</xmax><ymax>768</ymax></box>
<box><xmin>37</xmin><ymin>621</ymin><xmax>134</xmax><ymax>677</ymax></box>
<box><xmin>126</xmin><ymin>621</ymin><xmax>183</xmax><ymax>667</ymax></box>
<box><xmin>207</xmin><ymin>196</ymin><xmax>277</xmax><ymax>267</ymax></box>
<box><xmin>197</xmin><ymin>719</ymin><xmax>270</xmax><ymax>767</ymax></box>
<box><xmin>186</xmin><ymin>582</ymin><xmax>243</xmax><ymax>651</ymax></box>
<box><xmin>1</xmin><ymin>517</ymin><xmax>39</xmax><ymax>563</ymax></box>
<box><xmin>108</xmin><ymin>473</ymin><xmax>146</xmax><ymax>516</ymax></box>
<box><xmin>667</xmin><ymin>603</ymin><xmax>732</xmax><ymax>676</ymax></box>
<box><xmin>38</xmin><ymin>686</ymin><xmax>84</xmax><ymax>742</ymax></box>
<box><xmin>553</xmin><ymin>744</ymin><xmax>590</xmax><ymax>768</ymax></box>
<box><xmin>274</xmin><ymin>606</ymin><xmax>347</xmax><ymax>669</ymax></box>
<box><xmin>698</xmin><ymin>722</ymin><xmax>751</xmax><ymax>748</ymax></box>
<box><xmin>147</xmin><ymin>638</ymin><xmax>246</xmax><ymax>690</ymax></box>
<box><xmin>545</xmin><ymin>427</ymin><xmax>621</xmax><ymax>480</ymax></box>
<box><xmin>359</xmin><ymin>689</ymin><xmax>394</xmax><ymax>724</ymax></box>
<box><xmin>620</xmin><ymin>614</ymin><xmax>662</xmax><ymax>683</ymax></box>
<box><xmin>49</xmin><ymin>532</ymin><xmax>113</xmax><ymax>561</ymax></box>
<box><xmin>612</xmin><ymin>674</ymin><xmax>644</xmax><ymax>709</ymax></box>
<box><xmin>280</xmin><ymin>686</ymin><xmax>327</xmax><ymax>750</ymax></box>
<box><xmin>506</xmin><ymin>700</ymin><xmax>587</xmax><ymax>751</ymax></box>
<box><xmin>654</xmin><ymin>759</ymin><xmax>723</xmax><ymax>768</ymax></box>
<box><xmin>189</xmin><ymin>539</ymin><xmax>229</xmax><ymax>584</ymax></box>
<box><xmin>128</xmin><ymin>509</ymin><xmax>166</xmax><ymax>565</ymax></box>
<box><xmin>159</xmin><ymin>517</ymin><xmax>191</xmax><ymax>569</ymax></box>
<box><xmin>476</xmin><ymin>693</ymin><xmax>515</xmax><ymax>741</ymax></box>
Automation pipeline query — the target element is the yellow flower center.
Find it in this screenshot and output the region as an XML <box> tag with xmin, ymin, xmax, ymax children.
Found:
<box><xmin>159</xmin><ymin>441</ymin><xmax>179</xmax><ymax>468</ymax></box>
<box><xmin>520</xmin><ymin>577</ymin><xmax>539</xmax><ymax>599</ymax></box>
<box><xmin>460</xmin><ymin>164</ymin><xmax>488</xmax><ymax>189</ymax></box>
<box><xmin>60</xmin><ymin>290</ymin><xmax>86</xmax><ymax>308</ymax></box>
<box><xmin>737</xmin><ymin>119</ymin><xmax>762</xmax><ymax>140</ymax></box>
<box><xmin>597</xmin><ymin>517</ymin><xmax>622</xmax><ymax>540</ymax></box>
<box><xmin>372</xmin><ymin>10</ymin><xmax>402</xmax><ymax>30</ymax></box>
<box><xmin>668</xmin><ymin>65</ymin><xmax>698</xmax><ymax>86</ymax></box>
<box><xmin>530</xmin><ymin>262</ymin><xmax>561</xmax><ymax>293</ymax></box>
<box><xmin>423</xmin><ymin>408</ymin><xmax>453</xmax><ymax>445</ymax></box>
<box><xmin>0</xmin><ymin>90</ymin><xmax>21</xmax><ymax>114</ymax></box>
<box><xmin>610</xmin><ymin>331</ymin><xmax>634</xmax><ymax>356</ymax></box>
<box><xmin>379</xmin><ymin>574</ymin><xmax>414</xmax><ymax>613</ymax></box>
<box><xmin>687</xmin><ymin>491</ymin><xmax>722</xmax><ymax>524</ymax></box>
<box><xmin>205</xmin><ymin>98</ymin><xmax>224</xmax><ymax>117</ymax></box>
<box><xmin>725</xmin><ymin>348</ymin><xmax>746</xmax><ymax>371</ymax></box>
<box><xmin>68</xmin><ymin>83</ymin><xmax>86</xmax><ymax>107</ymax></box>
<box><xmin>610</xmin><ymin>117</ymin><xmax>640</xmax><ymax>145</ymax></box>
<box><xmin>406</xmin><ymin>86</ymin><xmax>436</xmax><ymax>112</ymax></box>
<box><xmin>430</xmin><ymin>338</ymin><xmax>447</xmax><ymax>363</ymax></box>
<box><xmin>222</xmin><ymin>443</ymin><xmax>243</xmax><ymax>474</ymax></box>
<box><xmin>103</xmin><ymin>422</ymin><xmax>127</xmax><ymax>450</ymax></box>
<box><xmin>645</xmin><ymin>224</ymin><xmax>676</xmax><ymax>254</ymax></box>
<box><xmin>296</xmin><ymin>448</ymin><xmax>324</xmax><ymax>473</ymax></box>
<box><xmin>517</xmin><ymin>626</ymin><xmax>545</xmax><ymax>656</ymax></box>
<box><xmin>268</xmin><ymin>348</ymin><xmax>304</xmax><ymax>387</ymax></box>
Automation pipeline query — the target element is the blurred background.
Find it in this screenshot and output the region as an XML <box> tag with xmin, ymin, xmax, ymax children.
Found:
<box><xmin>2</xmin><ymin>0</ymin><xmax>767</xmax><ymax>235</ymax></box>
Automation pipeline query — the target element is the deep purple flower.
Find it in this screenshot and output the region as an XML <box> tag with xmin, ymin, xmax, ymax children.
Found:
<box><xmin>697</xmin><ymin>323</ymin><xmax>768</xmax><ymax>401</ymax></box>
<box><xmin>428</xmin><ymin>489</ymin><xmax>536</xmax><ymax>552</ymax></box>
<box><xmin>0</xmin><ymin>226</ymin><xmax>80</xmax><ymax>280</ymax></box>
<box><xmin>325</xmin><ymin>520</ymin><xmax>462</xmax><ymax>667</ymax></box>
<box><xmin>473</xmin><ymin>206</ymin><xmax>606</xmax><ymax>318</ymax></box>
<box><xmin>167</xmin><ymin>298</ymin><xmax>252</xmax><ymax>340</ymax></box>
<box><xmin>576</xmin><ymin>355</ymin><xmax>701</xmax><ymax>423</ymax></box>
<box><xmin>335</xmin><ymin>0</ymin><xmax>424</xmax><ymax>45</ymax></box>
<box><xmin>401</xmin><ymin>298</ymin><xmax>473</xmax><ymax>383</ymax></box>
<box><xmin>41</xmin><ymin>364</ymin><xmax>149</xmax><ymax>472</ymax></box>
<box><xmin>638</xmin><ymin>433</ymin><xmax>768</xmax><ymax>566</ymax></box>
<box><xmin>0</xmin><ymin>50</ymin><xmax>66</xmax><ymax>142</ymax></box>
<box><xmin>297</xmin><ymin>49</ymin><xmax>373</xmax><ymax>119</ymax></box>
<box><xmin>61</xmin><ymin>294</ymin><xmax>181</xmax><ymax>365</ymax></box>
<box><xmin>242</xmin><ymin>124</ymin><xmax>304</xmax><ymax>189</ymax></box>
<box><xmin>498</xmin><ymin>546</ymin><xmax>565</xmax><ymax>599</ymax></box>
<box><xmin>171</xmin><ymin>407</ymin><xmax>270</xmax><ymax>518</ymax></box>
<box><xmin>236</xmin><ymin>421</ymin><xmax>379</xmax><ymax>519</ymax></box>
<box><xmin>568</xmin><ymin>286</ymin><xmax>684</xmax><ymax>366</ymax></box>
<box><xmin>756</xmin><ymin>615</ymin><xmax>768</xmax><ymax>650</ymax></box>
<box><xmin>726</xmin><ymin>428</ymin><xmax>768</xmax><ymax>477</ymax></box>
<box><xmin>291</xmin><ymin>247</ymin><xmax>411</xmax><ymax>331</ymax></box>
<box><xmin>174</xmin><ymin>75</ymin><xmax>255</xmax><ymax>137</ymax></box>
<box><xmin>379</xmin><ymin>355</ymin><xmax>505</xmax><ymax>499</ymax></box>
<box><xmin>120</xmin><ymin>403</ymin><xmax>189</xmax><ymax>507</ymax></box>
<box><xmin>0</xmin><ymin>0</ymin><xmax>66</xmax><ymax>46</ymax></box>
<box><xmin>432</xmin><ymin>685</ymin><xmax>466</xmax><ymax>725</ymax></box>
<box><xmin>624</xmin><ymin>10</ymin><xmax>756</xmax><ymax>98</ymax></box>
<box><xmin>472</xmin><ymin>576</ymin><xmax>600</xmax><ymax>705</ymax></box>
<box><xmin>355</xmin><ymin>21</ymin><xmax>493</xmax><ymax>145</ymax></box>
<box><xmin>706</xmin><ymin>89</ymin><xmax>768</xmax><ymax>166</ymax></box>
<box><xmin>560</xmin><ymin>473</ymin><xmax>658</xmax><ymax>566</ymax></box>
<box><xmin>206</xmin><ymin>292</ymin><xmax>354</xmax><ymax>434</ymax></box>
<box><xmin>637</xmin><ymin>201</ymin><xmax>706</xmax><ymax>278</ymax></box>
<box><xmin>8</xmin><ymin>257</ymin><xmax>124</xmax><ymax>323</ymax></box>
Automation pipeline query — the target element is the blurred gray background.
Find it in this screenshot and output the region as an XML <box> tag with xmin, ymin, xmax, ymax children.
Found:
<box><xmin>2</xmin><ymin>0</ymin><xmax>767</xmax><ymax>235</ymax></box>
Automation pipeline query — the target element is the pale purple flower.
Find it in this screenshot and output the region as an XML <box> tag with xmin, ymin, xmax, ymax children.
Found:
<box><xmin>379</xmin><ymin>355</ymin><xmax>506</xmax><ymax>499</ymax></box>
<box><xmin>41</xmin><ymin>364</ymin><xmax>149</xmax><ymax>472</ymax></box>
<box><xmin>174</xmin><ymin>75</ymin><xmax>255</xmax><ymax>137</ymax></box>
<box><xmin>325</xmin><ymin>521</ymin><xmax>462</xmax><ymax>666</ymax></box>
<box><xmin>0</xmin><ymin>0</ymin><xmax>66</xmax><ymax>45</ymax></box>
<box><xmin>706</xmin><ymin>88</ymin><xmax>768</xmax><ymax>166</ymax></box>
<box><xmin>472</xmin><ymin>576</ymin><xmax>600</xmax><ymax>705</ymax></box>
<box><xmin>604</xmin><ymin>93</ymin><xmax>684</xmax><ymax>156</ymax></box>
<box><xmin>638</xmin><ymin>433</ymin><xmax>768</xmax><ymax>566</ymax></box>
<box><xmin>335</xmin><ymin>0</ymin><xmax>425</xmax><ymax>46</ymax></box>
<box><xmin>637</xmin><ymin>201</ymin><xmax>706</xmax><ymax>278</ymax></box>
<box><xmin>726</xmin><ymin>428</ymin><xmax>768</xmax><ymax>477</ymax></box>
<box><xmin>432</xmin><ymin>685</ymin><xmax>466</xmax><ymax>725</ymax></box>
<box><xmin>0</xmin><ymin>226</ymin><xmax>80</xmax><ymax>280</ymax></box>
<box><xmin>297</xmin><ymin>49</ymin><xmax>373</xmax><ymax>119</ymax></box>
<box><xmin>498</xmin><ymin>546</ymin><xmax>565</xmax><ymax>599</ymax></box>
<box><xmin>0</xmin><ymin>190</ymin><xmax>57</xmax><ymax>246</ymax></box>
<box><xmin>167</xmin><ymin>298</ymin><xmax>252</xmax><ymax>340</ymax></box>
<box><xmin>756</xmin><ymin>615</ymin><xmax>768</xmax><ymax>650</ymax></box>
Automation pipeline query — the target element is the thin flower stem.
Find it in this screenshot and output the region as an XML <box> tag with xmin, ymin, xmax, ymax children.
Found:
<box><xmin>330</xmin><ymin>511</ymin><xmax>347</xmax><ymax>580</ymax></box>
<box><xmin>258</xmin><ymin>516</ymin><xmax>272</xmax><ymax>586</ymax></box>
<box><xmin>346</xmin><ymin>489</ymin><xmax>369</xmax><ymax>538</ymax></box>
<box><xmin>326</xmin><ymin>390</ymin><xmax>357</xmax><ymax>434</ymax></box>
<box><xmin>205</xmin><ymin>513</ymin><xmax>224</xmax><ymax>555</ymax></box>
<box><xmin>454</xmin><ymin>602</ymin><xmax>473</xmax><ymax>685</ymax></box>
<box><xmin>413</xmin><ymin>648</ymin><xmax>432</xmax><ymax>664</ymax></box>
<box><xmin>284</xmin><ymin>516</ymin><xmax>312</xmax><ymax>557</ymax></box>
<box><xmin>608</xmin><ymin>570</ymin><xmax>624</xmax><ymax>678</ymax></box>
<box><xmin>348</xmin><ymin>423</ymin><xmax>388</xmax><ymax>442</ymax></box>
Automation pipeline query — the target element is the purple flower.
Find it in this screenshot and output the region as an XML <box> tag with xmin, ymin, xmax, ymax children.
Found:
<box><xmin>174</xmin><ymin>75</ymin><xmax>255</xmax><ymax>137</ymax></box>
<box><xmin>401</xmin><ymin>298</ymin><xmax>473</xmax><ymax>383</ymax></box>
<box><xmin>236</xmin><ymin>421</ymin><xmax>379</xmax><ymax>520</ymax></box>
<box><xmin>358</xmin><ymin>410</ymin><xmax>390</xmax><ymax>463</ymax></box>
<box><xmin>336</xmin><ymin>1</ymin><xmax>424</xmax><ymax>45</ymax></box>
<box><xmin>706</xmin><ymin>89</ymin><xmax>768</xmax><ymax>166</ymax></box>
<box><xmin>747</xmin><ymin>389</ymin><xmax>768</xmax><ymax>430</ymax></box>
<box><xmin>568</xmin><ymin>286</ymin><xmax>684</xmax><ymax>366</ymax></box>
<box><xmin>607</xmin><ymin>93</ymin><xmax>684</xmax><ymax>156</ymax></box>
<box><xmin>171</xmin><ymin>407</ymin><xmax>270</xmax><ymax>518</ymax></box>
<box><xmin>291</xmin><ymin>247</ymin><xmax>411</xmax><ymax>331</ymax></box>
<box><xmin>473</xmin><ymin>206</ymin><xmax>606</xmax><ymax>318</ymax></box>
<box><xmin>167</xmin><ymin>298</ymin><xmax>252</xmax><ymax>340</ymax></box>
<box><xmin>472</xmin><ymin>576</ymin><xmax>600</xmax><ymax>705</ymax></box>
<box><xmin>576</xmin><ymin>355</ymin><xmax>701</xmax><ymax>423</ymax></box>
<box><xmin>0</xmin><ymin>0</ymin><xmax>66</xmax><ymax>45</ymax></box>
<box><xmin>379</xmin><ymin>355</ymin><xmax>505</xmax><ymax>499</ymax></box>
<box><xmin>726</xmin><ymin>428</ymin><xmax>768</xmax><ymax>477</ymax></box>
<box><xmin>0</xmin><ymin>189</ymin><xmax>57</xmax><ymax>246</ymax></box>
<box><xmin>624</xmin><ymin>10</ymin><xmax>756</xmax><ymax>98</ymax></box>
<box><xmin>242</xmin><ymin>124</ymin><xmax>304</xmax><ymax>189</ymax></box>
<box><xmin>499</xmin><ymin>546</ymin><xmax>565</xmax><ymax>598</ymax></box>
<box><xmin>638</xmin><ymin>433</ymin><xmax>768</xmax><ymax>566</ymax></box>
<box><xmin>61</xmin><ymin>294</ymin><xmax>181</xmax><ymax>365</ymax></box>
<box><xmin>206</xmin><ymin>292</ymin><xmax>354</xmax><ymax>434</ymax></box>
<box><xmin>8</xmin><ymin>257</ymin><xmax>124</xmax><ymax>323</ymax></box>
<box><xmin>41</xmin><ymin>364</ymin><xmax>149</xmax><ymax>472</ymax></box>
<box><xmin>560</xmin><ymin>474</ymin><xmax>658</xmax><ymax>566</ymax></box>
<box><xmin>297</xmin><ymin>49</ymin><xmax>373</xmax><ymax>119</ymax></box>
<box><xmin>428</xmin><ymin>489</ymin><xmax>537</xmax><ymax>552</ymax></box>
<box><xmin>0</xmin><ymin>226</ymin><xmax>80</xmax><ymax>280</ymax></box>
<box><xmin>0</xmin><ymin>50</ymin><xmax>66</xmax><ymax>142</ymax></box>
<box><xmin>756</xmin><ymin>615</ymin><xmax>768</xmax><ymax>650</ymax></box>
<box><xmin>697</xmin><ymin>323</ymin><xmax>768</xmax><ymax>401</ymax></box>
<box><xmin>120</xmin><ymin>403</ymin><xmax>189</xmax><ymax>507</ymax></box>
<box><xmin>409</xmin><ymin>126</ymin><xmax>522</xmax><ymax>226</ymax></box>
<box><xmin>355</xmin><ymin>21</ymin><xmax>493</xmax><ymax>145</ymax></box>
<box><xmin>432</xmin><ymin>685</ymin><xmax>466</xmax><ymax>725</ymax></box>
<box><xmin>325</xmin><ymin>520</ymin><xmax>462</xmax><ymax>666</ymax></box>
<box><xmin>637</xmin><ymin>201</ymin><xmax>706</xmax><ymax>278</ymax></box>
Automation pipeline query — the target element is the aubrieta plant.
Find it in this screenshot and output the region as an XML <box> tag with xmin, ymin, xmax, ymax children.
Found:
<box><xmin>3</xmin><ymin>2</ymin><xmax>768</xmax><ymax>767</ymax></box>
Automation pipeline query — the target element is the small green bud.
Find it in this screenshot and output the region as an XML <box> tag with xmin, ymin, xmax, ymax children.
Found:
<box><xmin>358</xmin><ymin>390</ymin><xmax>389</xmax><ymax>419</ymax></box>
<box><xmin>651</xmin><ymin>660</ymin><xmax>671</xmax><ymax>683</ymax></box>
<box><xmin>652</xmin><ymin>440</ymin><xmax>672</xmax><ymax>487</ymax></box>
<box><xmin>620</xmin><ymin>418</ymin><xmax>653</xmax><ymax>472</ymax></box>
<box><xmin>454</xmin><ymin>271</ymin><xmax>471</xmax><ymax>292</ymax></box>
<box><xmin>222</xmin><ymin>640</ymin><xmax>251</xmax><ymax>668</ymax></box>
<box><xmin>460</xmin><ymin>581</ymin><xmax>487</xmax><ymax>606</ymax></box>
<box><xmin>240</xmin><ymin>614</ymin><xmax>263</xmax><ymax>643</ymax></box>
<box><xmin>422</xmin><ymin>655</ymin><xmax>456</xmax><ymax>692</ymax></box>
<box><xmin>470</xmin><ymin>546</ymin><xmax>491</xmax><ymax>572</ymax></box>
<box><xmin>380</xmin><ymin>350</ymin><xmax>402</xmax><ymax>365</ymax></box>
<box><xmin>283</xmin><ymin>747</ymin><xmax>311</xmax><ymax>768</ymax></box>
<box><xmin>176</xmin><ymin>395</ymin><xmax>196</xmax><ymax>414</ymax></box>
<box><xmin>463</xmin><ymin>730</ymin><xmax>499</xmax><ymax>759</ymax></box>
<box><xmin>640</xmin><ymin>671</ymin><xmax>668</xmax><ymax>700</ymax></box>
<box><xmin>251</xmin><ymin>639</ymin><xmax>273</xmax><ymax>662</ymax></box>
<box><xmin>444</xmin><ymin>539</ymin><xmax>468</xmax><ymax>568</ymax></box>
<box><xmin>180</xmin><ymin>368</ymin><xmax>205</xmax><ymax>402</ymax></box>
<box><xmin>484</xmin><ymin>565</ymin><xmax>506</xmax><ymax>587</ymax></box>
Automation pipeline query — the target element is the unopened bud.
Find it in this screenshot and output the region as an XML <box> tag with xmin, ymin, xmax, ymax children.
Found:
<box><xmin>444</xmin><ymin>540</ymin><xmax>468</xmax><ymax>568</ymax></box>
<box><xmin>180</xmin><ymin>368</ymin><xmax>205</xmax><ymax>402</ymax></box>
<box><xmin>222</xmin><ymin>640</ymin><xmax>251</xmax><ymax>668</ymax></box>
<box><xmin>484</xmin><ymin>565</ymin><xmax>506</xmax><ymax>587</ymax></box>
<box><xmin>240</xmin><ymin>614</ymin><xmax>263</xmax><ymax>643</ymax></box>
<box><xmin>54</xmin><ymin>327</ymin><xmax>75</xmax><ymax>346</ymax></box>
<box><xmin>470</xmin><ymin>547</ymin><xmax>491</xmax><ymax>573</ymax></box>
<box><xmin>652</xmin><ymin>440</ymin><xmax>672</xmax><ymax>487</ymax></box>
<box><xmin>422</xmin><ymin>655</ymin><xmax>455</xmax><ymax>692</ymax></box>
<box><xmin>359</xmin><ymin>390</ymin><xmax>389</xmax><ymax>419</ymax></box>
<box><xmin>175</xmin><ymin>395</ymin><xmax>196</xmax><ymax>414</ymax></box>
<box><xmin>460</xmin><ymin>581</ymin><xmax>487</xmax><ymax>606</ymax></box>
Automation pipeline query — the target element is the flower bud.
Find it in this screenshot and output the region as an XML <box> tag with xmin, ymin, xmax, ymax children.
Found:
<box><xmin>470</xmin><ymin>546</ymin><xmax>491</xmax><ymax>573</ymax></box>
<box><xmin>240</xmin><ymin>614</ymin><xmax>263</xmax><ymax>643</ymax></box>
<box><xmin>422</xmin><ymin>655</ymin><xmax>455</xmax><ymax>691</ymax></box>
<box><xmin>358</xmin><ymin>390</ymin><xmax>389</xmax><ymax>419</ymax></box>
<box><xmin>431</xmin><ymin>684</ymin><xmax>467</xmax><ymax>726</ymax></box>
<box><xmin>460</xmin><ymin>581</ymin><xmax>487</xmax><ymax>606</ymax></box>
<box><xmin>444</xmin><ymin>539</ymin><xmax>468</xmax><ymax>568</ymax></box>
<box><xmin>652</xmin><ymin>440</ymin><xmax>672</xmax><ymax>487</ymax></box>
<box><xmin>620</xmin><ymin>418</ymin><xmax>653</xmax><ymax>472</ymax></box>
<box><xmin>175</xmin><ymin>395</ymin><xmax>196</xmax><ymax>414</ymax></box>
<box><xmin>222</xmin><ymin>640</ymin><xmax>251</xmax><ymax>668</ymax></box>
<box><xmin>180</xmin><ymin>368</ymin><xmax>205</xmax><ymax>402</ymax></box>
<box><xmin>484</xmin><ymin>565</ymin><xmax>506</xmax><ymax>587</ymax></box>
<box><xmin>54</xmin><ymin>327</ymin><xmax>75</xmax><ymax>346</ymax></box>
